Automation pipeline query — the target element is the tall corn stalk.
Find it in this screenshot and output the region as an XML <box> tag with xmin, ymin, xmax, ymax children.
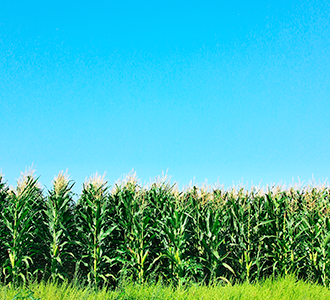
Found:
<box><xmin>0</xmin><ymin>174</ymin><xmax>9</xmax><ymax>281</ymax></box>
<box><xmin>76</xmin><ymin>173</ymin><xmax>116</xmax><ymax>288</ymax></box>
<box><xmin>110</xmin><ymin>176</ymin><xmax>159</xmax><ymax>284</ymax></box>
<box><xmin>225</xmin><ymin>188</ymin><xmax>274</xmax><ymax>283</ymax></box>
<box><xmin>300</xmin><ymin>188</ymin><xmax>330</xmax><ymax>286</ymax></box>
<box><xmin>1</xmin><ymin>171</ymin><xmax>44</xmax><ymax>286</ymax></box>
<box><xmin>189</xmin><ymin>188</ymin><xmax>234</xmax><ymax>284</ymax></box>
<box><xmin>156</xmin><ymin>184</ymin><xmax>200</xmax><ymax>286</ymax></box>
<box><xmin>44</xmin><ymin>171</ymin><xmax>75</xmax><ymax>281</ymax></box>
<box><xmin>268</xmin><ymin>189</ymin><xmax>306</xmax><ymax>278</ymax></box>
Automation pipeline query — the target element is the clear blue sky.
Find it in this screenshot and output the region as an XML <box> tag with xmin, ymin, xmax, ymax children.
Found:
<box><xmin>1</xmin><ymin>0</ymin><xmax>329</xmax><ymax>193</ymax></box>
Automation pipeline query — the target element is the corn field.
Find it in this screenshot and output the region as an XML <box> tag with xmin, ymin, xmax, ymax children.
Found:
<box><xmin>1</xmin><ymin>171</ymin><xmax>330</xmax><ymax>288</ymax></box>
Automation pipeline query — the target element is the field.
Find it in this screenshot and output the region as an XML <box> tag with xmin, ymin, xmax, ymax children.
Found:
<box><xmin>1</xmin><ymin>275</ymin><xmax>330</xmax><ymax>300</ymax></box>
<box><xmin>1</xmin><ymin>170</ymin><xmax>330</xmax><ymax>292</ymax></box>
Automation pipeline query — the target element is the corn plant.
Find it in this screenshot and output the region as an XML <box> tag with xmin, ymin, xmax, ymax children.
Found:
<box><xmin>137</xmin><ymin>180</ymin><xmax>184</xmax><ymax>283</ymax></box>
<box><xmin>1</xmin><ymin>169</ymin><xmax>330</xmax><ymax>287</ymax></box>
<box><xmin>43</xmin><ymin>171</ymin><xmax>76</xmax><ymax>281</ymax></box>
<box><xmin>75</xmin><ymin>174</ymin><xmax>116</xmax><ymax>288</ymax></box>
<box><xmin>0</xmin><ymin>174</ymin><xmax>9</xmax><ymax>280</ymax></box>
<box><xmin>243</xmin><ymin>189</ymin><xmax>276</xmax><ymax>281</ymax></box>
<box><xmin>268</xmin><ymin>190</ymin><xmax>306</xmax><ymax>278</ymax></box>
<box><xmin>110</xmin><ymin>180</ymin><xmax>159</xmax><ymax>284</ymax></box>
<box><xmin>224</xmin><ymin>189</ymin><xmax>251</xmax><ymax>283</ymax></box>
<box><xmin>299</xmin><ymin>188</ymin><xmax>330</xmax><ymax>286</ymax></box>
<box><xmin>1</xmin><ymin>171</ymin><xmax>44</xmax><ymax>286</ymax></box>
<box><xmin>157</xmin><ymin>191</ymin><xmax>200</xmax><ymax>286</ymax></box>
<box><xmin>224</xmin><ymin>188</ymin><xmax>272</xmax><ymax>283</ymax></box>
<box><xmin>188</xmin><ymin>189</ymin><xmax>234</xmax><ymax>284</ymax></box>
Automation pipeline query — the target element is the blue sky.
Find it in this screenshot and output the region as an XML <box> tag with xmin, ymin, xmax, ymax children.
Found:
<box><xmin>1</xmin><ymin>0</ymin><xmax>329</xmax><ymax>193</ymax></box>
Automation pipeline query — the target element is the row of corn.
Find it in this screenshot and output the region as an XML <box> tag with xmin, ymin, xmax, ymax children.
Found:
<box><xmin>0</xmin><ymin>171</ymin><xmax>330</xmax><ymax>288</ymax></box>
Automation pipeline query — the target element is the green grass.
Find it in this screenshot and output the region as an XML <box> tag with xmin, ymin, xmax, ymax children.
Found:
<box><xmin>1</xmin><ymin>275</ymin><xmax>330</xmax><ymax>300</ymax></box>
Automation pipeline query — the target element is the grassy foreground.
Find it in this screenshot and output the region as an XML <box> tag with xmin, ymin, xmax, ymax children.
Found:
<box><xmin>1</xmin><ymin>276</ymin><xmax>330</xmax><ymax>300</ymax></box>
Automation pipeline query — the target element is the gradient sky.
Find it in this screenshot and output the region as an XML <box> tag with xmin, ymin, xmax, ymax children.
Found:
<box><xmin>1</xmin><ymin>0</ymin><xmax>329</xmax><ymax>194</ymax></box>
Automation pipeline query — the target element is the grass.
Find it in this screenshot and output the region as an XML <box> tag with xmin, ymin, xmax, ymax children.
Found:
<box><xmin>1</xmin><ymin>275</ymin><xmax>330</xmax><ymax>300</ymax></box>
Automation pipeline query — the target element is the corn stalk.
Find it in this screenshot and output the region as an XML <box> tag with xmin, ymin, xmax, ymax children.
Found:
<box><xmin>76</xmin><ymin>174</ymin><xmax>116</xmax><ymax>288</ymax></box>
<box><xmin>0</xmin><ymin>174</ymin><xmax>9</xmax><ymax>281</ymax></box>
<box><xmin>1</xmin><ymin>172</ymin><xmax>43</xmax><ymax>286</ymax></box>
<box><xmin>44</xmin><ymin>171</ymin><xmax>76</xmax><ymax>281</ymax></box>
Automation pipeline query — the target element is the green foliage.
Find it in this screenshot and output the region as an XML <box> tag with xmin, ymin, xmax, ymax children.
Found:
<box><xmin>0</xmin><ymin>174</ymin><xmax>10</xmax><ymax>280</ymax></box>
<box><xmin>1</xmin><ymin>171</ymin><xmax>44</xmax><ymax>286</ymax></box>
<box><xmin>110</xmin><ymin>180</ymin><xmax>160</xmax><ymax>284</ymax></box>
<box><xmin>11</xmin><ymin>289</ymin><xmax>41</xmax><ymax>300</ymax></box>
<box><xmin>1</xmin><ymin>170</ymin><xmax>330</xmax><ymax>289</ymax></box>
<box><xmin>75</xmin><ymin>173</ymin><xmax>116</xmax><ymax>288</ymax></box>
<box><xmin>43</xmin><ymin>172</ymin><xmax>76</xmax><ymax>282</ymax></box>
<box><xmin>2</xmin><ymin>275</ymin><xmax>330</xmax><ymax>300</ymax></box>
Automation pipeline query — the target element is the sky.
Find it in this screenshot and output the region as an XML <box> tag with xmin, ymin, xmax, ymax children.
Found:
<box><xmin>1</xmin><ymin>0</ymin><xmax>329</xmax><ymax>194</ymax></box>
